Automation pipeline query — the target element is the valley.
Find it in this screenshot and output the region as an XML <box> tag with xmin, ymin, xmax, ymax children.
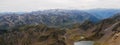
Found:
<box><xmin>0</xmin><ymin>9</ymin><xmax>120</xmax><ymax>45</ymax></box>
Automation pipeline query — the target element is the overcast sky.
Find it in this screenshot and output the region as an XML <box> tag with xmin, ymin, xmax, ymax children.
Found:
<box><xmin>0</xmin><ymin>0</ymin><xmax>120</xmax><ymax>12</ymax></box>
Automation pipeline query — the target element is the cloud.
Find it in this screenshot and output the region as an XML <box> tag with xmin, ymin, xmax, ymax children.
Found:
<box><xmin>0</xmin><ymin>0</ymin><xmax>120</xmax><ymax>12</ymax></box>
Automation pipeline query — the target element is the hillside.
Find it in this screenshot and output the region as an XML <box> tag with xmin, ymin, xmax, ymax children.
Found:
<box><xmin>82</xmin><ymin>13</ymin><xmax>120</xmax><ymax>45</ymax></box>
<box><xmin>64</xmin><ymin>12</ymin><xmax>120</xmax><ymax>45</ymax></box>
<box><xmin>0</xmin><ymin>24</ymin><xmax>67</xmax><ymax>45</ymax></box>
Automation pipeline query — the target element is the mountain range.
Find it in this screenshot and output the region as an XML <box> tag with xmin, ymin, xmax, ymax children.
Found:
<box><xmin>85</xmin><ymin>9</ymin><xmax>120</xmax><ymax>19</ymax></box>
<box><xmin>0</xmin><ymin>9</ymin><xmax>120</xmax><ymax>30</ymax></box>
<box><xmin>0</xmin><ymin>9</ymin><xmax>99</xmax><ymax>30</ymax></box>
<box><xmin>0</xmin><ymin>9</ymin><xmax>120</xmax><ymax>45</ymax></box>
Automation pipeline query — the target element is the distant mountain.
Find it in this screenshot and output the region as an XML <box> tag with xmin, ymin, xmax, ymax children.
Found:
<box><xmin>85</xmin><ymin>9</ymin><xmax>120</xmax><ymax>19</ymax></box>
<box><xmin>0</xmin><ymin>9</ymin><xmax>99</xmax><ymax>30</ymax></box>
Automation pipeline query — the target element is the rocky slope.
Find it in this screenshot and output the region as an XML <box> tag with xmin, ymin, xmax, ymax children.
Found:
<box><xmin>95</xmin><ymin>13</ymin><xmax>120</xmax><ymax>45</ymax></box>
<box><xmin>80</xmin><ymin>13</ymin><xmax>120</xmax><ymax>45</ymax></box>
<box><xmin>0</xmin><ymin>24</ymin><xmax>67</xmax><ymax>45</ymax></box>
<box><xmin>64</xmin><ymin>13</ymin><xmax>120</xmax><ymax>45</ymax></box>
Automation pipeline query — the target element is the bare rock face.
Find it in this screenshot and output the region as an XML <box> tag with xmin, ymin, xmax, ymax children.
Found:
<box><xmin>86</xmin><ymin>13</ymin><xmax>120</xmax><ymax>45</ymax></box>
<box><xmin>95</xmin><ymin>22</ymin><xmax>120</xmax><ymax>45</ymax></box>
<box><xmin>67</xmin><ymin>13</ymin><xmax>120</xmax><ymax>45</ymax></box>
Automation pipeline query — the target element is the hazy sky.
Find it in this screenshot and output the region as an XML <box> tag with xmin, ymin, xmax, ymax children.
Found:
<box><xmin>0</xmin><ymin>0</ymin><xmax>120</xmax><ymax>12</ymax></box>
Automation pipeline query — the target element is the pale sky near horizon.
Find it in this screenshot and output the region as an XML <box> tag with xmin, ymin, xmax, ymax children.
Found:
<box><xmin>0</xmin><ymin>0</ymin><xmax>120</xmax><ymax>12</ymax></box>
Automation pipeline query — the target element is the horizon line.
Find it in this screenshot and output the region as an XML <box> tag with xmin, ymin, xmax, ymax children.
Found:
<box><xmin>0</xmin><ymin>8</ymin><xmax>120</xmax><ymax>13</ymax></box>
